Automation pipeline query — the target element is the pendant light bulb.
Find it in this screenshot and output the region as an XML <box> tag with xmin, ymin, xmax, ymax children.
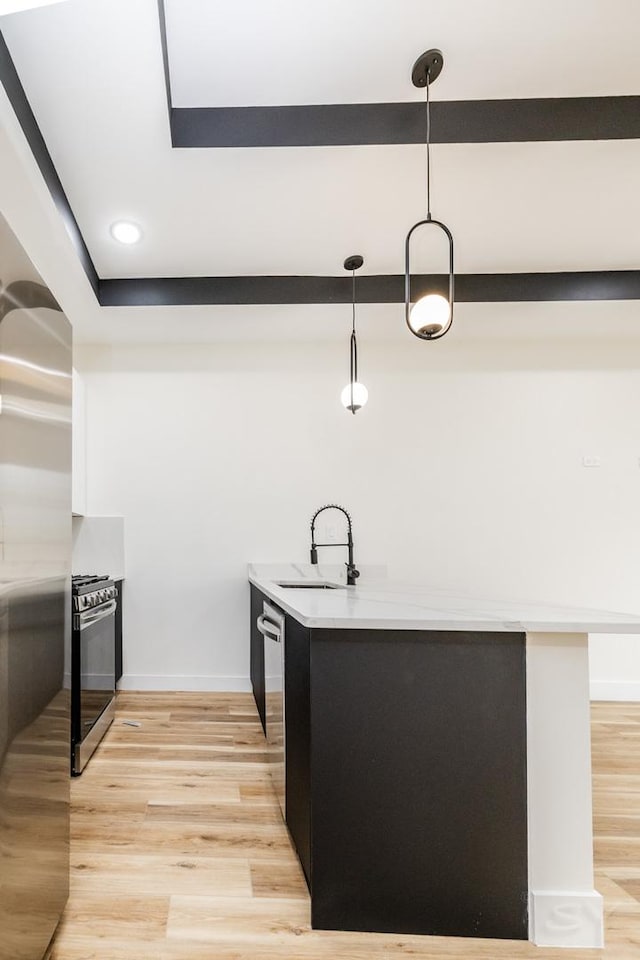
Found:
<box><xmin>341</xmin><ymin>381</ymin><xmax>368</xmax><ymax>413</ymax></box>
<box><xmin>408</xmin><ymin>293</ymin><xmax>451</xmax><ymax>339</ymax></box>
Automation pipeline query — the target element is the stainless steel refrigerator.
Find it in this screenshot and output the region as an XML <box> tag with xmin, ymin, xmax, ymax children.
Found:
<box><xmin>0</xmin><ymin>210</ymin><xmax>71</xmax><ymax>960</ymax></box>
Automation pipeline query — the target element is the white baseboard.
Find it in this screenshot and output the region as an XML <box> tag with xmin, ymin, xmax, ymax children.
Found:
<box><xmin>85</xmin><ymin>674</ymin><xmax>115</xmax><ymax>685</ymax></box>
<box><xmin>529</xmin><ymin>891</ymin><xmax>603</xmax><ymax>948</ymax></box>
<box><xmin>590</xmin><ymin>680</ymin><xmax>640</xmax><ymax>702</ymax></box>
<box><xmin>117</xmin><ymin>675</ymin><xmax>252</xmax><ymax>692</ymax></box>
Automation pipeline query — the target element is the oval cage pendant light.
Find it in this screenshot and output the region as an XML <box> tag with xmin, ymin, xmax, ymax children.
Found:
<box><xmin>340</xmin><ymin>255</ymin><xmax>368</xmax><ymax>414</ymax></box>
<box><xmin>405</xmin><ymin>49</ymin><xmax>454</xmax><ymax>341</ymax></box>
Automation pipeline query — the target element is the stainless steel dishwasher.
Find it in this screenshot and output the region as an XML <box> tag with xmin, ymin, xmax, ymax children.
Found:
<box><xmin>257</xmin><ymin>600</ymin><xmax>285</xmax><ymax>815</ymax></box>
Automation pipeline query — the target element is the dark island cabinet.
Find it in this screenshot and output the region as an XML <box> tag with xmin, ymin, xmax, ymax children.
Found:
<box><xmin>249</xmin><ymin>587</ymin><xmax>529</xmax><ymax>941</ymax></box>
<box><xmin>307</xmin><ymin>628</ymin><xmax>528</xmax><ymax>940</ymax></box>
<box><xmin>249</xmin><ymin>585</ymin><xmax>266</xmax><ymax>732</ymax></box>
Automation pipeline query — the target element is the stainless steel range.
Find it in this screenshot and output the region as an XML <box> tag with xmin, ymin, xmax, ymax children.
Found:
<box><xmin>71</xmin><ymin>575</ymin><xmax>117</xmax><ymax>775</ymax></box>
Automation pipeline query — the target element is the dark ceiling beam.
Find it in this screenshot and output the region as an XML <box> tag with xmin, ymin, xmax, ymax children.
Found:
<box><xmin>98</xmin><ymin>271</ymin><xmax>640</xmax><ymax>308</ymax></box>
<box><xmin>0</xmin><ymin>29</ymin><xmax>99</xmax><ymax>295</ymax></box>
<box><xmin>169</xmin><ymin>96</ymin><xmax>640</xmax><ymax>148</ymax></box>
<box><xmin>156</xmin><ymin>2</ymin><xmax>640</xmax><ymax>148</ymax></box>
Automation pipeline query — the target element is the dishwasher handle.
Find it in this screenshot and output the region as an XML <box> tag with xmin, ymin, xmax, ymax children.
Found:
<box><xmin>257</xmin><ymin>614</ymin><xmax>282</xmax><ymax>641</ymax></box>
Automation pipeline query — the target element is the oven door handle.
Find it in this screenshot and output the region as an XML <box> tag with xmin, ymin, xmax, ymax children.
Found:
<box><xmin>79</xmin><ymin>599</ymin><xmax>117</xmax><ymax>630</ymax></box>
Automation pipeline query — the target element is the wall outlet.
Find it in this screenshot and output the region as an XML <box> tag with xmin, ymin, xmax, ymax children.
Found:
<box><xmin>325</xmin><ymin>523</ymin><xmax>338</xmax><ymax>543</ymax></box>
<box><xmin>582</xmin><ymin>456</ymin><xmax>601</xmax><ymax>468</ymax></box>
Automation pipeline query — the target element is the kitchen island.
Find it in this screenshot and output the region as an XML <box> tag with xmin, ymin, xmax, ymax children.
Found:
<box><xmin>248</xmin><ymin>563</ymin><xmax>640</xmax><ymax>949</ymax></box>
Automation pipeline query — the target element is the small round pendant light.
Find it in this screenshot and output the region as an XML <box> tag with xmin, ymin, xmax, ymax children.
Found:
<box><xmin>340</xmin><ymin>255</ymin><xmax>368</xmax><ymax>414</ymax></box>
<box><xmin>405</xmin><ymin>49</ymin><xmax>454</xmax><ymax>341</ymax></box>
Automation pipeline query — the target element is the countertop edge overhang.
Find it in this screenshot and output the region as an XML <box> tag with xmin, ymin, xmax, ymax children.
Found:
<box><xmin>248</xmin><ymin>565</ymin><xmax>640</xmax><ymax>634</ymax></box>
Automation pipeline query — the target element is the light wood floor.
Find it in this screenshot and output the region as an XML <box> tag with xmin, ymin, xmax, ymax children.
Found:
<box><xmin>49</xmin><ymin>694</ymin><xmax>640</xmax><ymax>959</ymax></box>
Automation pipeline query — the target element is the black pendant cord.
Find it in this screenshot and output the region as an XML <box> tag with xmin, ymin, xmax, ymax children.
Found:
<box><xmin>425</xmin><ymin>66</ymin><xmax>432</xmax><ymax>220</ymax></box>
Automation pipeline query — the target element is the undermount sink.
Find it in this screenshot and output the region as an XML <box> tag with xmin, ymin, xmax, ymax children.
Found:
<box><xmin>275</xmin><ymin>581</ymin><xmax>342</xmax><ymax>590</ymax></box>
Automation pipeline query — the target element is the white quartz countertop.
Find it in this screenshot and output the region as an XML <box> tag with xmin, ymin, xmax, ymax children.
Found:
<box><xmin>248</xmin><ymin>563</ymin><xmax>640</xmax><ymax>633</ymax></box>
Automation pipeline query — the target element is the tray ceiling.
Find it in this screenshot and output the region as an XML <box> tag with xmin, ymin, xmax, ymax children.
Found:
<box><xmin>0</xmin><ymin>0</ymin><xmax>639</xmax><ymax>339</ymax></box>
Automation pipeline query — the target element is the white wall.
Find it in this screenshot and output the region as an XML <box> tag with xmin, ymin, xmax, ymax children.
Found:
<box><xmin>75</xmin><ymin>336</ymin><xmax>640</xmax><ymax>696</ymax></box>
<box><xmin>72</xmin><ymin>515</ymin><xmax>125</xmax><ymax>581</ymax></box>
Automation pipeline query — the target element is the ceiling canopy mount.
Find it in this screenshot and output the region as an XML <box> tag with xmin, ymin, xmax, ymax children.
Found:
<box><xmin>411</xmin><ymin>49</ymin><xmax>444</xmax><ymax>89</ymax></box>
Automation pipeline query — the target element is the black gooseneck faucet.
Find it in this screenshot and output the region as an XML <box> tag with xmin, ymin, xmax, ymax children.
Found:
<box><xmin>310</xmin><ymin>504</ymin><xmax>360</xmax><ymax>586</ymax></box>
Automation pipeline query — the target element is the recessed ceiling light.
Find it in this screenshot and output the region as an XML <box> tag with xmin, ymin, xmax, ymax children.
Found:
<box><xmin>110</xmin><ymin>220</ymin><xmax>142</xmax><ymax>244</ymax></box>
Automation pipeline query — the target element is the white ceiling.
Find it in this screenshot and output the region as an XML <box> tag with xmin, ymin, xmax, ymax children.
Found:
<box><xmin>165</xmin><ymin>0</ymin><xmax>640</xmax><ymax>106</ymax></box>
<box><xmin>0</xmin><ymin>0</ymin><xmax>639</xmax><ymax>343</ymax></box>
